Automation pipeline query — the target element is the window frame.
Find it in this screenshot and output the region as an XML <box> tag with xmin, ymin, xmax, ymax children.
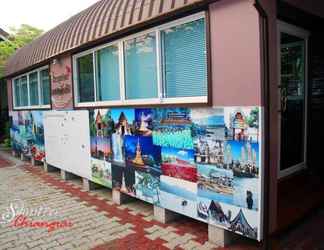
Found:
<box><xmin>73</xmin><ymin>11</ymin><xmax>208</xmax><ymax>108</ymax></box>
<box><xmin>12</xmin><ymin>65</ymin><xmax>51</xmax><ymax>110</ymax></box>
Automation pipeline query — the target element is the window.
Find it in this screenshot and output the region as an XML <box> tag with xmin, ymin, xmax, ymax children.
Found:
<box><xmin>96</xmin><ymin>45</ymin><xmax>120</xmax><ymax>101</ymax></box>
<box><xmin>20</xmin><ymin>76</ymin><xmax>28</xmax><ymax>107</ymax></box>
<box><xmin>124</xmin><ymin>33</ymin><xmax>158</xmax><ymax>100</ymax></box>
<box><xmin>77</xmin><ymin>54</ymin><xmax>95</xmax><ymax>103</ymax></box>
<box><xmin>12</xmin><ymin>66</ymin><xmax>51</xmax><ymax>109</ymax></box>
<box><xmin>73</xmin><ymin>12</ymin><xmax>207</xmax><ymax>107</ymax></box>
<box><xmin>13</xmin><ymin>78</ymin><xmax>21</xmax><ymax>107</ymax></box>
<box><xmin>29</xmin><ymin>72</ymin><xmax>39</xmax><ymax>106</ymax></box>
<box><xmin>40</xmin><ymin>69</ymin><xmax>51</xmax><ymax>105</ymax></box>
<box><xmin>75</xmin><ymin>44</ymin><xmax>121</xmax><ymax>104</ymax></box>
<box><xmin>161</xmin><ymin>18</ymin><xmax>207</xmax><ymax>98</ymax></box>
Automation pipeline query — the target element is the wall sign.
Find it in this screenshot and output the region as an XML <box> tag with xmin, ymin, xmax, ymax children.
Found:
<box><xmin>50</xmin><ymin>57</ymin><xmax>73</xmax><ymax>110</ymax></box>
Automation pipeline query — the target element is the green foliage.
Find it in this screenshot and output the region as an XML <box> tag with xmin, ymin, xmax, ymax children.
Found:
<box><xmin>3</xmin><ymin>138</ymin><xmax>11</xmax><ymax>148</ymax></box>
<box><xmin>0</xmin><ymin>24</ymin><xmax>43</xmax><ymax>78</ymax></box>
<box><xmin>246</xmin><ymin>108</ymin><xmax>259</xmax><ymax>128</ymax></box>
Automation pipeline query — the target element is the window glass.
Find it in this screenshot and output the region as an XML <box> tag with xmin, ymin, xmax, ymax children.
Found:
<box><xmin>124</xmin><ymin>32</ymin><xmax>158</xmax><ymax>99</ymax></box>
<box><xmin>14</xmin><ymin>78</ymin><xmax>21</xmax><ymax>107</ymax></box>
<box><xmin>29</xmin><ymin>72</ymin><xmax>39</xmax><ymax>106</ymax></box>
<box><xmin>20</xmin><ymin>76</ymin><xmax>29</xmax><ymax>106</ymax></box>
<box><xmin>161</xmin><ymin>18</ymin><xmax>207</xmax><ymax>98</ymax></box>
<box><xmin>77</xmin><ymin>54</ymin><xmax>95</xmax><ymax>102</ymax></box>
<box><xmin>96</xmin><ymin>45</ymin><xmax>120</xmax><ymax>101</ymax></box>
<box><xmin>40</xmin><ymin>69</ymin><xmax>51</xmax><ymax>105</ymax></box>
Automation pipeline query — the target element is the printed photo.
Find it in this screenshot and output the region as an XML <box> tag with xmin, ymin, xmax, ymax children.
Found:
<box><xmin>112</xmin><ymin>164</ymin><xmax>136</xmax><ymax>196</ymax></box>
<box><xmin>134</xmin><ymin>108</ymin><xmax>153</xmax><ymax>136</ymax></box>
<box><xmin>152</xmin><ymin>108</ymin><xmax>193</xmax><ymax>149</ymax></box>
<box><xmin>110</xmin><ymin>108</ymin><xmax>135</xmax><ymax>163</ymax></box>
<box><xmin>30</xmin><ymin>111</ymin><xmax>45</xmax><ymax>161</ymax></box>
<box><xmin>226</xmin><ymin>140</ymin><xmax>259</xmax><ymax>210</ymax></box>
<box><xmin>89</xmin><ymin>109</ymin><xmax>115</xmax><ymax>137</ymax></box>
<box><xmin>124</xmin><ymin>135</ymin><xmax>161</xmax><ymax>175</ymax></box>
<box><xmin>161</xmin><ymin>147</ymin><xmax>197</xmax><ymax>182</ymax></box>
<box><xmin>91</xmin><ymin>159</ymin><xmax>112</xmax><ymax>188</ymax></box>
<box><xmin>158</xmin><ymin>175</ymin><xmax>198</xmax><ymax>219</ymax></box>
<box><xmin>197</xmin><ymin>197</ymin><xmax>258</xmax><ymax>240</ymax></box>
<box><xmin>135</xmin><ymin>171</ymin><xmax>160</xmax><ymax>204</ymax></box>
<box><xmin>197</xmin><ymin>164</ymin><xmax>233</xmax><ymax>204</ymax></box>
<box><xmin>192</xmin><ymin>108</ymin><xmax>225</xmax><ymax>167</ymax></box>
<box><xmin>90</xmin><ymin>136</ymin><xmax>113</xmax><ymax>162</ymax></box>
<box><xmin>224</xmin><ymin>107</ymin><xmax>259</xmax><ymax>143</ymax></box>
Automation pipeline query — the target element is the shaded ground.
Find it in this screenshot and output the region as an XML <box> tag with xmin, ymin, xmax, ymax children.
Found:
<box><xmin>0</xmin><ymin>150</ymin><xmax>323</xmax><ymax>250</ymax></box>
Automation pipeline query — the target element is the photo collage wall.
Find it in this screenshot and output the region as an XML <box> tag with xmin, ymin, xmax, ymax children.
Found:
<box><xmin>88</xmin><ymin>107</ymin><xmax>262</xmax><ymax>240</ymax></box>
<box><xmin>10</xmin><ymin>106</ymin><xmax>262</xmax><ymax>240</ymax></box>
<box><xmin>10</xmin><ymin>111</ymin><xmax>46</xmax><ymax>162</ymax></box>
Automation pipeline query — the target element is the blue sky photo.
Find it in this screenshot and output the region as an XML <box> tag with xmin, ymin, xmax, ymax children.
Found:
<box><xmin>31</xmin><ymin>111</ymin><xmax>43</xmax><ymax>127</ymax></box>
<box><xmin>124</xmin><ymin>135</ymin><xmax>161</xmax><ymax>164</ymax></box>
<box><xmin>226</xmin><ymin>140</ymin><xmax>259</xmax><ymax>164</ymax></box>
<box><xmin>161</xmin><ymin>147</ymin><xmax>195</xmax><ymax>163</ymax></box>
<box><xmin>111</xmin><ymin>108</ymin><xmax>135</xmax><ymax>123</ymax></box>
<box><xmin>135</xmin><ymin>108</ymin><xmax>153</xmax><ymax>123</ymax></box>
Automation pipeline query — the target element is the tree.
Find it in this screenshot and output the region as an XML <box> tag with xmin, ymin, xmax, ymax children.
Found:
<box><xmin>246</xmin><ymin>108</ymin><xmax>259</xmax><ymax>128</ymax></box>
<box><xmin>0</xmin><ymin>24</ymin><xmax>43</xmax><ymax>78</ymax></box>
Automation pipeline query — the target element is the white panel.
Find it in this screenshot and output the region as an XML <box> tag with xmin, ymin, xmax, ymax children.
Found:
<box><xmin>44</xmin><ymin>110</ymin><xmax>91</xmax><ymax>180</ymax></box>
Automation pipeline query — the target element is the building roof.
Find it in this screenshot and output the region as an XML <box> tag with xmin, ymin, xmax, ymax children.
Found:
<box><xmin>0</xmin><ymin>28</ymin><xmax>9</xmax><ymax>40</ymax></box>
<box><xmin>5</xmin><ymin>0</ymin><xmax>213</xmax><ymax>77</ymax></box>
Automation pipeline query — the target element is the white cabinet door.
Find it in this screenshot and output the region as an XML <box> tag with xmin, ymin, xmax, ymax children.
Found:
<box><xmin>44</xmin><ymin>111</ymin><xmax>91</xmax><ymax>180</ymax></box>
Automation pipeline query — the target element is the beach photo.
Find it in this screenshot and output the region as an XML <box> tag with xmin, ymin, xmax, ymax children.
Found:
<box><xmin>197</xmin><ymin>164</ymin><xmax>233</xmax><ymax>203</ymax></box>
<box><xmin>161</xmin><ymin>147</ymin><xmax>197</xmax><ymax>182</ymax></box>
<box><xmin>159</xmin><ymin>175</ymin><xmax>198</xmax><ymax>220</ymax></box>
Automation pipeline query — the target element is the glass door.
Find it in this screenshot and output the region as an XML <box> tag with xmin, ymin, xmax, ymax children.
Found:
<box><xmin>278</xmin><ymin>21</ymin><xmax>309</xmax><ymax>178</ymax></box>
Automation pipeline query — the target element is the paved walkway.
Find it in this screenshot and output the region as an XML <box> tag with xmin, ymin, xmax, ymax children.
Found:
<box><xmin>0</xmin><ymin>151</ymin><xmax>323</xmax><ymax>250</ymax></box>
<box><xmin>0</xmin><ymin>151</ymin><xmax>261</xmax><ymax>250</ymax></box>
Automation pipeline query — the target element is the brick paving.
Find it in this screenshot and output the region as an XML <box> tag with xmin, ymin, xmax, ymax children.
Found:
<box><xmin>0</xmin><ymin>151</ymin><xmax>323</xmax><ymax>250</ymax></box>
<box><xmin>0</xmin><ymin>152</ymin><xmax>261</xmax><ymax>250</ymax></box>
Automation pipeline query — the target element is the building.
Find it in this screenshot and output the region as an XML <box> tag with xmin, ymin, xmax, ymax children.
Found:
<box><xmin>0</xmin><ymin>28</ymin><xmax>9</xmax><ymax>42</ymax></box>
<box><xmin>3</xmin><ymin>0</ymin><xmax>324</xmax><ymax>248</ymax></box>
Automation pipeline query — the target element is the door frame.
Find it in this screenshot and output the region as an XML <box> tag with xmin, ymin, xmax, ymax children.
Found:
<box><xmin>277</xmin><ymin>20</ymin><xmax>310</xmax><ymax>179</ymax></box>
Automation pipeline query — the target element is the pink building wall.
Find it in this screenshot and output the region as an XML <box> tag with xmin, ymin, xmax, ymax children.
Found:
<box><xmin>209</xmin><ymin>0</ymin><xmax>262</xmax><ymax>106</ymax></box>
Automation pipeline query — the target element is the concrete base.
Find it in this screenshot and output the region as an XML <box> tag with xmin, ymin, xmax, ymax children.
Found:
<box><xmin>208</xmin><ymin>224</ymin><xmax>238</xmax><ymax>247</ymax></box>
<box><xmin>82</xmin><ymin>178</ymin><xmax>102</xmax><ymax>191</ymax></box>
<box><xmin>43</xmin><ymin>162</ymin><xmax>58</xmax><ymax>172</ymax></box>
<box><xmin>20</xmin><ymin>153</ymin><xmax>27</xmax><ymax>161</ymax></box>
<box><xmin>112</xmin><ymin>189</ymin><xmax>134</xmax><ymax>205</ymax></box>
<box><xmin>61</xmin><ymin>170</ymin><xmax>76</xmax><ymax>181</ymax></box>
<box><xmin>153</xmin><ymin>206</ymin><xmax>181</xmax><ymax>224</ymax></box>
<box><xmin>31</xmin><ymin>158</ymin><xmax>42</xmax><ymax>166</ymax></box>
